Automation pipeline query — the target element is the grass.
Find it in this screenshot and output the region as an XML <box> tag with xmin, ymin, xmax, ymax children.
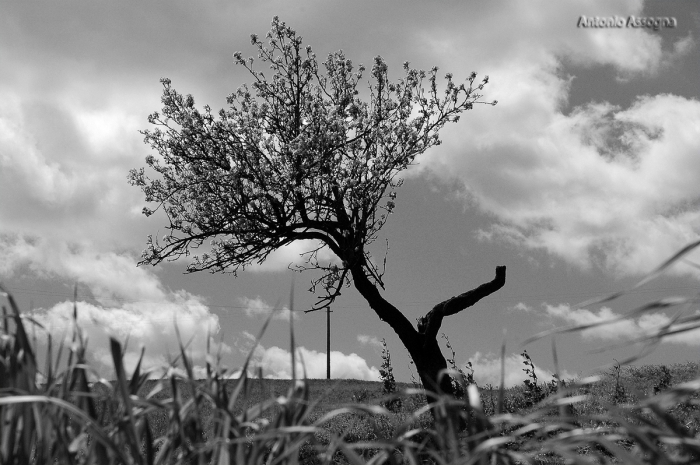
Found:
<box><xmin>88</xmin><ymin>364</ymin><xmax>700</xmax><ymax>455</ymax></box>
<box><xmin>2</xmin><ymin>240</ymin><xmax>700</xmax><ymax>464</ymax></box>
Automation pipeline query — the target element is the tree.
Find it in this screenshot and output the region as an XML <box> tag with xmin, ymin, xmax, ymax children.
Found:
<box><xmin>129</xmin><ymin>17</ymin><xmax>505</xmax><ymax>397</ymax></box>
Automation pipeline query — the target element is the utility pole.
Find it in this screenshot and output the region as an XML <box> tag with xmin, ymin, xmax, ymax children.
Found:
<box><xmin>326</xmin><ymin>306</ymin><xmax>331</xmax><ymax>380</ymax></box>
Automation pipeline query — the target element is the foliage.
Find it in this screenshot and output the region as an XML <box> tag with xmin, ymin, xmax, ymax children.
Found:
<box><xmin>407</xmin><ymin>358</ymin><xmax>421</xmax><ymax>389</ymax></box>
<box><xmin>654</xmin><ymin>365</ymin><xmax>673</xmax><ymax>394</ymax></box>
<box><xmin>378</xmin><ymin>339</ymin><xmax>401</xmax><ymax>413</ymax></box>
<box><xmin>441</xmin><ymin>333</ymin><xmax>474</xmax><ymax>399</ymax></box>
<box><xmin>521</xmin><ymin>349</ymin><xmax>546</xmax><ymax>407</ymax></box>
<box><xmin>129</xmin><ymin>16</ymin><xmax>494</xmax><ymax>310</ymax></box>
<box><xmin>611</xmin><ymin>359</ymin><xmax>629</xmax><ymax>405</ymax></box>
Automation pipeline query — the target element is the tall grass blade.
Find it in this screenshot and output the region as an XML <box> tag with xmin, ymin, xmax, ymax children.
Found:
<box><xmin>110</xmin><ymin>337</ymin><xmax>144</xmax><ymax>465</ymax></box>
<box><xmin>0</xmin><ymin>283</ymin><xmax>37</xmax><ymax>375</ymax></box>
<box><xmin>497</xmin><ymin>339</ymin><xmax>505</xmax><ymax>415</ymax></box>
<box><xmin>579</xmin><ymin>239</ymin><xmax>700</xmax><ymax>310</ymax></box>
<box><xmin>1</xmin><ymin>301</ymin><xmax>7</xmax><ymax>334</ymax></box>
<box><xmin>0</xmin><ymin>395</ymin><xmax>131</xmax><ymax>463</ymax></box>
<box><xmin>289</xmin><ymin>278</ymin><xmax>296</xmax><ymax>382</ymax></box>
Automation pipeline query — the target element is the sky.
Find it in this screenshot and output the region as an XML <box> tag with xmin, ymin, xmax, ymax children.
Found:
<box><xmin>1</xmin><ymin>0</ymin><xmax>699</xmax><ymax>388</ymax></box>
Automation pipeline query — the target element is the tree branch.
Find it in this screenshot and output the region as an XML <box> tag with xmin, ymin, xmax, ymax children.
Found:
<box><xmin>349</xmin><ymin>259</ymin><xmax>419</xmax><ymax>352</ymax></box>
<box><xmin>420</xmin><ymin>266</ymin><xmax>506</xmax><ymax>340</ymax></box>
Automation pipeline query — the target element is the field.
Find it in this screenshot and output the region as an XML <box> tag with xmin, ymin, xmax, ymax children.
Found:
<box><xmin>100</xmin><ymin>363</ymin><xmax>699</xmax><ymax>444</ymax></box>
<box><xmin>2</xmin><ymin>267</ymin><xmax>700</xmax><ymax>464</ymax></box>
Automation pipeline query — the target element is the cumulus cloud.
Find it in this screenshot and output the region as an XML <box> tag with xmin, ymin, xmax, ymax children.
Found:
<box><xmin>543</xmin><ymin>302</ymin><xmax>700</xmax><ymax>346</ymax></box>
<box><xmin>1</xmin><ymin>237</ymin><xmax>162</xmax><ymax>304</ymax></box>
<box><xmin>246</xmin><ymin>240</ymin><xmax>340</xmax><ymax>273</ymax></box>
<box><xmin>357</xmin><ymin>334</ymin><xmax>384</xmax><ymax>351</ymax></box>
<box><xmin>509</xmin><ymin>302</ymin><xmax>533</xmax><ymax>313</ymax></box>
<box><xmin>239</xmin><ymin>332</ymin><xmax>380</xmax><ymax>380</ymax></box>
<box><xmin>415</xmin><ymin>0</ymin><xmax>700</xmax><ymax>278</ymax></box>
<box><xmin>0</xmin><ymin>237</ymin><xmax>232</xmax><ymax>378</ymax></box>
<box><xmin>240</xmin><ymin>296</ymin><xmax>297</xmax><ymax>321</ymax></box>
<box><xmin>467</xmin><ymin>352</ymin><xmax>575</xmax><ymax>388</ymax></box>
<box><xmin>0</xmin><ymin>91</ymin><xmax>154</xmax><ymax>253</ymax></box>
<box><xmin>31</xmin><ymin>293</ymin><xmax>230</xmax><ymax>377</ymax></box>
<box><xmin>463</xmin><ymin>93</ymin><xmax>700</xmax><ymax>276</ymax></box>
<box><xmin>4</xmin><ymin>0</ymin><xmax>695</xmax><ymax>282</ymax></box>
<box><xmin>0</xmin><ymin>82</ymin><xmax>334</xmax><ymax>279</ymax></box>
<box><xmin>0</xmin><ymin>54</ymin><xmax>233</xmax><ymax>379</ymax></box>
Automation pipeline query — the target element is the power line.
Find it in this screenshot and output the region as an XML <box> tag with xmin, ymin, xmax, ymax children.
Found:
<box><xmin>3</xmin><ymin>284</ymin><xmax>698</xmax><ymax>313</ymax></box>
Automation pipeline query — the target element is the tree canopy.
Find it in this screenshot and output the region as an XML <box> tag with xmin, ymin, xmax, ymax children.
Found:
<box><xmin>130</xmin><ymin>17</ymin><xmax>504</xmax><ymax>394</ymax></box>
<box><xmin>130</xmin><ymin>16</ymin><xmax>495</xmax><ymax>309</ymax></box>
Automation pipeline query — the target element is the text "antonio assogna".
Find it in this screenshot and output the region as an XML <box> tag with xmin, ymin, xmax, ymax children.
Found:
<box><xmin>577</xmin><ymin>15</ymin><xmax>677</xmax><ymax>31</ymax></box>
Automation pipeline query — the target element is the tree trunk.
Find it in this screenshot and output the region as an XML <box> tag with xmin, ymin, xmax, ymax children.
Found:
<box><xmin>410</xmin><ymin>335</ymin><xmax>453</xmax><ymax>398</ymax></box>
<box><xmin>350</xmin><ymin>262</ymin><xmax>506</xmax><ymax>400</ymax></box>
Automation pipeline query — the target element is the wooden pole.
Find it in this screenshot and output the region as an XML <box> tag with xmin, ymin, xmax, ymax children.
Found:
<box><xmin>326</xmin><ymin>306</ymin><xmax>331</xmax><ymax>379</ymax></box>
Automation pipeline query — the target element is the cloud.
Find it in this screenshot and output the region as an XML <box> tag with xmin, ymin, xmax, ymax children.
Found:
<box><xmin>543</xmin><ymin>302</ymin><xmax>700</xmax><ymax>346</ymax></box>
<box><xmin>239</xmin><ymin>334</ymin><xmax>380</xmax><ymax>380</ymax></box>
<box><xmin>4</xmin><ymin>0</ymin><xmax>695</xmax><ymax>282</ymax></box>
<box><xmin>467</xmin><ymin>352</ymin><xmax>575</xmax><ymax>388</ymax></box>
<box><xmin>413</xmin><ymin>1</ymin><xmax>700</xmax><ymax>278</ymax></box>
<box><xmin>0</xmin><ymin>94</ymin><xmax>335</xmax><ymax>275</ymax></box>
<box><xmin>246</xmin><ymin>240</ymin><xmax>340</xmax><ymax>273</ymax></box>
<box><xmin>31</xmin><ymin>294</ymin><xmax>230</xmax><ymax>377</ymax></box>
<box><xmin>239</xmin><ymin>296</ymin><xmax>297</xmax><ymax>321</ymax></box>
<box><xmin>509</xmin><ymin>302</ymin><xmax>533</xmax><ymax>313</ymax></box>
<box><xmin>0</xmin><ymin>75</ymin><xmax>232</xmax><ymax>379</ymax></box>
<box><xmin>357</xmin><ymin>334</ymin><xmax>385</xmax><ymax>357</ymax></box>
<box><xmin>0</xmin><ymin>30</ymin><xmax>335</xmax><ymax>284</ymax></box>
<box><xmin>0</xmin><ymin>89</ymin><xmax>154</xmax><ymax>253</ymax></box>
<box><xmin>0</xmin><ymin>236</ymin><xmax>232</xmax><ymax>378</ymax></box>
<box><xmin>357</xmin><ymin>334</ymin><xmax>384</xmax><ymax>351</ymax></box>
<box><xmin>1</xmin><ymin>237</ymin><xmax>162</xmax><ymax>304</ymax></box>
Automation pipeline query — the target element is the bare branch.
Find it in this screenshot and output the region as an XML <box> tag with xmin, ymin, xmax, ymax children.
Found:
<box><xmin>419</xmin><ymin>266</ymin><xmax>506</xmax><ymax>340</ymax></box>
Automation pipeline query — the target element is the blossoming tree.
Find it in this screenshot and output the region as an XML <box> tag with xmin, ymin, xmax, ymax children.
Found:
<box><xmin>129</xmin><ymin>17</ymin><xmax>505</xmax><ymax>396</ymax></box>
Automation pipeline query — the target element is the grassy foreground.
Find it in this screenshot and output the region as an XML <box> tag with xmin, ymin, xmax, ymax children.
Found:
<box><xmin>2</xmin><ymin>243</ymin><xmax>700</xmax><ymax>464</ymax></box>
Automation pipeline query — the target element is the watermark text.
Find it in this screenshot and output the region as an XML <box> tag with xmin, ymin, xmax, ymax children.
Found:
<box><xmin>577</xmin><ymin>15</ymin><xmax>677</xmax><ymax>30</ymax></box>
